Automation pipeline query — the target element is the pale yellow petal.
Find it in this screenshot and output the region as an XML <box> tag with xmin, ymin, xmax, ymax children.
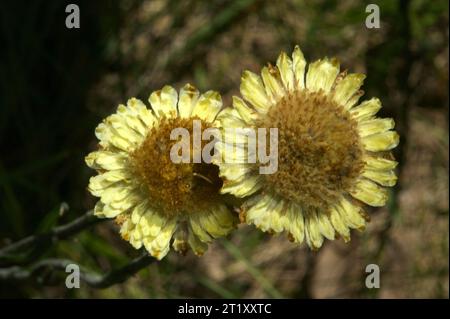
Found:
<box><xmin>305</xmin><ymin>212</ymin><xmax>324</xmax><ymax>249</ymax></box>
<box><xmin>119</xmin><ymin>219</ymin><xmax>135</xmax><ymax>242</ymax></box>
<box><xmin>188</xmin><ymin>227</ymin><xmax>208</xmax><ymax>256</ymax></box>
<box><xmin>88</xmin><ymin>170</ymin><xmax>130</xmax><ymax>196</ymax></box>
<box><xmin>362</xmin><ymin>169</ymin><xmax>398</xmax><ymax>187</ymax></box>
<box><xmin>107</xmin><ymin>190</ymin><xmax>141</xmax><ymax>212</ymax></box>
<box><xmin>132</xmin><ymin>223</ymin><xmax>144</xmax><ymax>242</ymax></box>
<box><xmin>148</xmin><ymin>85</ymin><xmax>178</xmax><ymax>118</ymax></box>
<box><xmin>333</xmin><ymin>73</ymin><xmax>366</xmax><ymax>109</ymax></box>
<box><xmin>345</xmin><ymin>89</ymin><xmax>364</xmax><ymax>110</ymax></box>
<box><xmin>329</xmin><ymin>206</ymin><xmax>350</xmax><ymax>242</ymax></box>
<box><xmin>107</xmin><ymin>114</ymin><xmax>143</xmax><ymax>146</ymax></box>
<box><xmin>95</xmin><ymin>118</ymin><xmax>136</xmax><ymax>152</ymax></box>
<box><xmin>232</xmin><ymin>96</ymin><xmax>258</xmax><ymax>124</ymax></box>
<box><xmin>190</xmin><ymin>215</ymin><xmax>213</xmax><ymax>243</ymax></box>
<box><xmin>172</xmin><ymin>226</ymin><xmax>188</xmax><ymax>253</ymax></box>
<box><xmin>97</xmin><ymin>105</ymin><xmax>146</xmax><ymax>149</ymax></box>
<box><xmin>127</xmin><ymin>97</ymin><xmax>157</xmax><ymax>128</ymax></box>
<box><xmin>276</xmin><ymin>51</ymin><xmax>295</xmax><ymax>91</ymax></box>
<box><xmin>97</xmin><ymin>181</ymin><xmax>132</xmax><ymax>203</ymax></box>
<box><xmin>287</xmin><ymin>205</ymin><xmax>305</xmax><ymax>244</ymax></box>
<box><xmin>147</xmin><ymin>219</ymin><xmax>177</xmax><ymax>260</ymax></box>
<box><xmin>191</xmin><ymin>90</ymin><xmax>222</xmax><ymax>123</ymax></box>
<box><xmin>178</xmin><ymin>83</ymin><xmax>200</xmax><ymax>118</ymax></box>
<box><xmin>306</xmin><ymin>58</ymin><xmax>340</xmax><ymax>93</ymax></box>
<box><xmin>94</xmin><ymin>122</ymin><xmax>111</xmax><ymax>146</ymax></box>
<box><xmin>107</xmin><ymin>134</ymin><xmax>134</xmax><ymax>152</ymax></box>
<box><xmin>261</xmin><ymin>65</ymin><xmax>284</xmax><ymax>103</ymax></box>
<box><xmin>337</xmin><ymin>197</ymin><xmax>366</xmax><ymax>230</ymax></box>
<box><xmin>85</xmin><ymin>151</ymin><xmax>128</xmax><ymax>170</ymax></box>
<box><xmin>350</xmin><ymin>178</ymin><xmax>388</xmax><ymax>207</ymax></box>
<box><xmin>100</xmin><ymin>185</ymin><xmax>138</xmax><ymax>212</ymax></box>
<box><xmin>292</xmin><ymin>45</ymin><xmax>307</xmax><ymax>89</ymax></box>
<box><xmin>253</xmin><ymin>197</ymin><xmax>281</xmax><ymax>232</ymax></box>
<box><xmin>127</xmin><ymin>222</ymin><xmax>145</xmax><ymax>250</ymax></box>
<box><xmin>364</xmin><ymin>155</ymin><xmax>398</xmax><ymax>170</ymax></box>
<box><xmin>244</xmin><ymin>194</ymin><xmax>273</xmax><ymax>225</ymax></box>
<box><xmin>362</xmin><ymin>131</ymin><xmax>400</xmax><ymax>152</ymax></box>
<box><xmin>220</xmin><ymin>126</ymin><xmax>256</xmax><ymax>147</ymax></box>
<box><xmin>93</xmin><ymin>201</ymin><xmax>106</xmax><ymax>217</ymax></box>
<box><xmin>221</xmin><ymin>175</ymin><xmax>262</xmax><ymax>197</ymax></box>
<box><xmin>358</xmin><ymin>118</ymin><xmax>395</xmax><ymax>137</ymax></box>
<box><xmin>350</xmin><ymin>98</ymin><xmax>382</xmax><ymax>121</ymax></box>
<box><xmin>213</xmin><ymin>141</ymin><xmax>245</xmax><ymax>165</ymax></box>
<box><xmin>131</xmin><ymin>201</ymin><xmax>147</xmax><ymax>225</ymax></box>
<box><xmin>216</xmin><ymin>140</ymin><xmax>255</xmax><ymax>165</ymax></box>
<box><xmin>316</xmin><ymin>211</ymin><xmax>335</xmax><ymax>240</ymax></box>
<box><xmin>240</xmin><ymin>70</ymin><xmax>271</xmax><ymax>113</ymax></box>
<box><xmin>100</xmin><ymin>203</ymin><xmax>123</xmax><ymax>218</ymax></box>
<box><xmin>266</xmin><ymin>200</ymin><xmax>286</xmax><ymax>233</ymax></box>
<box><xmin>130</xmin><ymin>239</ymin><xmax>143</xmax><ymax>250</ymax></box>
<box><xmin>198</xmin><ymin>210</ymin><xmax>230</xmax><ymax>238</ymax></box>
<box><xmin>211</xmin><ymin>204</ymin><xmax>236</xmax><ymax>229</ymax></box>
<box><xmin>219</xmin><ymin>163</ymin><xmax>251</xmax><ymax>181</ymax></box>
<box><xmin>121</xmin><ymin>100</ymin><xmax>148</xmax><ymax>136</ymax></box>
<box><xmin>140</xmin><ymin>211</ymin><xmax>167</xmax><ymax>238</ymax></box>
<box><xmin>214</xmin><ymin>107</ymin><xmax>246</xmax><ymax>131</ymax></box>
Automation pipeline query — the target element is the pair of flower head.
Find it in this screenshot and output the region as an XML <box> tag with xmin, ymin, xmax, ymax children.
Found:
<box><xmin>86</xmin><ymin>45</ymin><xmax>399</xmax><ymax>260</ymax></box>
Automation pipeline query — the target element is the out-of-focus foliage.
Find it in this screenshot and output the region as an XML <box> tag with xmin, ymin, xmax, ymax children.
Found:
<box><xmin>0</xmin><ymin>0</ymin><xmax>448</xmax><ymax>298</ymax></box>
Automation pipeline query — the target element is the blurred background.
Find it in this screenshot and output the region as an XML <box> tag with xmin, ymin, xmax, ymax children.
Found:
<box><xmin>0</xmin><ymin>0</ymin><xmax>448</xmax><ymax>298</ymax></box>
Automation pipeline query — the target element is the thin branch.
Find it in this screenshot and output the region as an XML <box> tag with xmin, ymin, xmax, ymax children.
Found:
<box><xmin>0</xmin><ymin>253</ymin><xmax>155</xmax><ymax>288</ymax></box>
<box><xmin>0</xmin><ymin>210</ymin><xmax>106</xmax><ymax>265</ymax></box>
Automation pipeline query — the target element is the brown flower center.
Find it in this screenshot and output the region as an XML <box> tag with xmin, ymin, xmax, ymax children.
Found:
<box><xmin>131</xmin><ymin>116</ymin><xmax>222</xmax><ymax>217</ymax></box>
<box><xmin>257</xmin><ymin>89</ymin><xmax>364</xmax><ymax>210</ymax></box>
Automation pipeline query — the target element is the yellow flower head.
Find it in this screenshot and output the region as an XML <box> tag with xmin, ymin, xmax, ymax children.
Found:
<box><xmin>216</xmin><ymin>45</ymin><xmax>399</xmax><ymax>250</ymax></box>
<box><xmin>85</xmin><ymin>84</ymin><xmax>238</xmax><ymax>260</ymax></box>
